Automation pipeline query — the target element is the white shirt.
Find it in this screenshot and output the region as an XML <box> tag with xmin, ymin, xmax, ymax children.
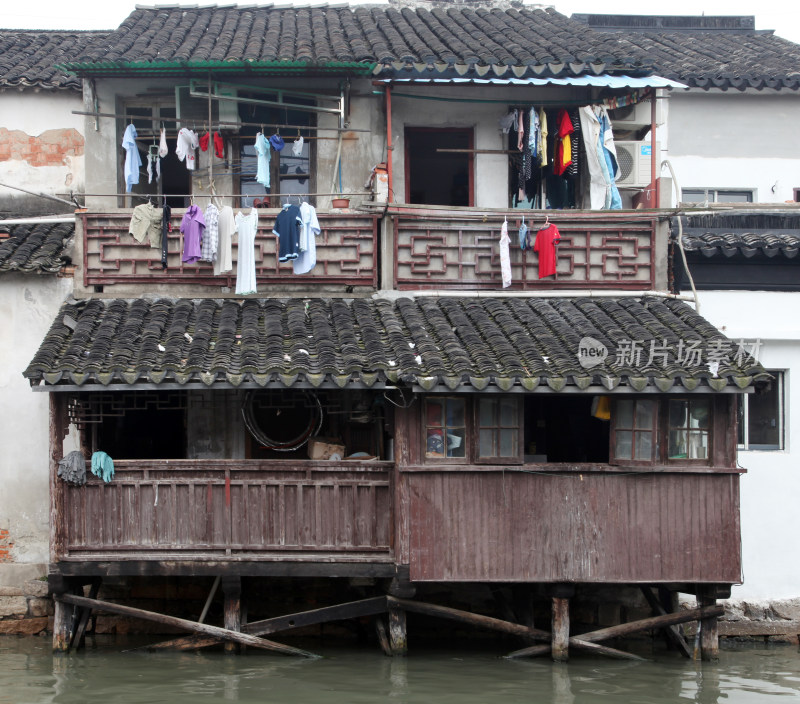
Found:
<box><xmin>293</xmin><ymin>203</ymin><xmax>321</xmax><ymax>275</ymax></box>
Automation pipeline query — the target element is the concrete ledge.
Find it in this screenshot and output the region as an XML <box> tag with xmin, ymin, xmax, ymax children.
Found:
<box><xmin>0</xmin><ymin>564</ymin><xmax>47</xmax><ymax>589</ymax></box>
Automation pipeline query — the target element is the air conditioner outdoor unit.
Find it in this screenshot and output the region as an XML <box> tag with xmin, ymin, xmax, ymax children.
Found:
<box><xmin>615</xmin><ymin>141</ymin><xmax>660</xmax><ymax>188</ymax></box>
<box><xmin>608</xmin><ymin>99</ymin><xmax>664</xmax><ymax>128</ymax></box>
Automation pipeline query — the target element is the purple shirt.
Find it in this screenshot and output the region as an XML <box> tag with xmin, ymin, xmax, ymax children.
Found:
<box><xmin>181</xmin><ymin>205</ymin><xmax>206</xmax><ymax>263</ymax></box>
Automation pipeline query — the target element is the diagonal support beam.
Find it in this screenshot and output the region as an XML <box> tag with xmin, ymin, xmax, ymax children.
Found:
<box><xmin>145</xmin><ymin>596</ymin><xmax>389</xmax><ymax>651</ymax></box>
<box><xmin>56</xmin><ymin>593</ymin><xmax>319</xmax><ymax>658</ymax></box>
<box><xmin>640</xmin><ymin>586</ymin><xmax>692</xmax><ymax>658</ymax></box>
<box><xmin>507</xmin><ymin>604</ymin><xmax>723</xmax><ymax>659</ymax></box>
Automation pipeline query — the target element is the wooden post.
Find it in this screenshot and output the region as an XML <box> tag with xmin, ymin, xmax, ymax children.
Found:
<box><xmin>49</xmin><ymin>394</ymin><xmax>67</xmax><ymax>562</ymax></box>
<box><xmin>52</xmin><ymin>596</ymin><xmax>73</xmax><ymax>652</ymax></box>
<box><xmin>222</xmin><ymin>576</ymin><xmax>242</xmax><ymax>654</ymax></box>
<box><xmin>551</xmin><ymin>597</ymin><xmax>570</xmax><ymax>662</ymax></box>
<box><xmin>699</xmin><ymin>589</ymin><xmax>720</xmax><ymax>661</ymax></box>
<box><xmin>388</xmin><ymin>604</ymin><xmax>407</xmax><ymax>655</ymax></box>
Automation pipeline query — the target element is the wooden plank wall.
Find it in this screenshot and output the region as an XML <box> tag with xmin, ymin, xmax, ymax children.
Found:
<box><xmin>406</xmin><ymin>470</ymin><xmax>741</xmax><ymax>583</ymax></box>
<box><xmin>60</xmin><ymin>460</ymin><xmax>392</xmax><ymax>559</ymax></box>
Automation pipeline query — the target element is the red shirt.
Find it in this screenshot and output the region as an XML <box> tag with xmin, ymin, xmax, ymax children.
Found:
<box><xmin>533</xmin><ymin>224</ymin><xmax>561</xmax><ymax>278</ymax></box>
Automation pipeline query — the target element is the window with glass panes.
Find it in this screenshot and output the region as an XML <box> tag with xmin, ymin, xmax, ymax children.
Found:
<box><xmin>738</xmin><ymin>372</ymin><xmax>784</xmax><ymax>450</ymax></box>
<box><xmin>668</xmin><ymin>399</ymin><xmax>710</xmax><ymax>460</ymax></box>
<box><xmin>613</xmin><ymin>399</ymin><xmax>657</xmax><ymax>461</ymax></box>
<box><xmin>478</xmin><ymin>397</ymin><xmax>519</xmax><ymax>459</ymax></box>
<box><xmin>425</xmin><ymin>398</ymin><xmax>466</xmax><ymax>459</ymax></box>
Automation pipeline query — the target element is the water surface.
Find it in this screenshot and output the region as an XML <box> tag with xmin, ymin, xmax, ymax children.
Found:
<box><xmin>1</xmin><ymin>637</ymin><xmax>799</xmax><ymax>703</ymax></box>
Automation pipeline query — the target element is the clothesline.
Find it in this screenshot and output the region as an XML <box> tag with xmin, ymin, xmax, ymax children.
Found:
<box><xmin>64</xmin><ymin>191</ymin><xmax>368</xmax><ymax>198</ymax></box>
<box><xmin>72</xmin><ymin>110</ymin><xmax>370</xmax><ymax>133</ymax></box>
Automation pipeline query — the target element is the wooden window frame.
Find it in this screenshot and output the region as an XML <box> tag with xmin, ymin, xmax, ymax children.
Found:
<box><xmin>738</xmin><ymin>370</ymin><xmax>785</xmax><ymax>451</ymax></box>
<box><xmin>610</xmin><ymin>398</ymin><xmax>659</xmax><ymax>466</ymax></box>
<box><xmin>610</xmin><ymin>396</ymin><xmax>723</xmax><ymax>467</ymax></box>
<box><xmin>422</xmin><ymin>395</ymin><xmax>523</xmax><ymax>465</ymax></box>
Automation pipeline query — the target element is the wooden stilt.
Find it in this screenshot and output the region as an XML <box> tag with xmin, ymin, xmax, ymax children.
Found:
<box><xmin>52</xmin><ymin>595</ymin><xmax>73</xmax><ymax>653</ymax></box>
<box><xmin>388</xmin><ymin>604</ymin><xmax>407</xmax><ymax>655</ymax></box>
<box><xmin>640</xmin><ymin>586</ymin><xmax>691</xmax><ymax>658</ymax></box>
<box><xmin>375</xmin><ymin>616</ymin><xmax>392</xmax><ymax>656</ymax></box>
<box><xmin>551</xmin><ymin>597</ymin><xmax>570</xmax><ymax>663</ymax></box>
<box><xmin>699</xmin><ymin>590</ymin><xmax>720</xmax><ymax>661</ymax></box>
<box><xmin>222</xmin><ymin>576</ymin><xmax>242</xmax><ymax>655</ymax></box>
<box><xmin>58</xmin><ymin>593</ymin><xmax>319</xmax><ymax>657</ymax></box>
<box><xmin>70</xmin><ymin>578</ymin><xmax>102</xmax><ymax>651</ymax></box>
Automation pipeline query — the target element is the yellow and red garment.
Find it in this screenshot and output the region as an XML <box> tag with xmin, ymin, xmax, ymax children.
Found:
<box><xmin>553</xmin><ymin>109</ymin><xmax>574</xmax><ymax>176</ymax></box>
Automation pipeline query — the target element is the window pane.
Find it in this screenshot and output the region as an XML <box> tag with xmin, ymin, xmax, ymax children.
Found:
<box><xmin>748</xmin><ymin>383</ymin><xmax>781</xmax><ymax>447</ymax></box>
<box><xmin>616</xmin><ymin>400</ymin><xmax>633</xmax><ymax>429</ymax></box>
<box><xmin>688</xmin><ymin>431</ymin><xmax>709</xmax><ymax>459</ymax></box>
<box><xmin>669</xmin><ymin>401</ymin><xmax>687</xmax><ymax>428</ymax></box>
<box><xmin>499</xmin><ymin>429</ymin><xmax>515</xmax><ymax>457</ymax></box>
<box><xmin>635</xmin><ymin>400</ymin><xmax>655</xmax><ymax>428</ymax></box>
<box><xmin>426</xmin><ymin>400</ymin><xmax>444</xmax><ymax>427</ymax></box>
<box><xmin>668</xmin><ymin>429</ymin><xmax>687</xmax><ymax>459</ymax></box>
<box><xmin>689</xmin><ymin>401</ymin><xmax>710</xmax><ymax>429</ymax></box>
<box><xmin>447</xmin><ymin>430</ymin><xmax>465</xmax><ymax>458</ymax></box>
<box><xmin>499</xmin><ymin>399</ymin><xmax>516</xmax><ymax>426</ymax></box>
<box><xmin>447</xmin><ymin>400</ymin><xmax>465</xmax><ymax>427</ymax></box>
<box><xmin>636</xmin><ymin>431</ymin><xmax>652</xmax><ymax>460</ymax></box>
<box><xmin>682</xmin><ymin>189</ymin><xmax>707</xmax><ymax>203</ymax></box>
<box><xmin>479</xmin><ymin>428</ymin><xmax>495</xmax><ymax>457</ymax></box>
<box><xmin>615</xmin><ymin>430</ymin><xmax>632</xmax><ymax>459</ymax></box>
<box><xmin>717</xmin><ymin>190</ymin><xmax>753</xmax><ymax>203</ymax></box>
<box><xmin>426</xmin><ymin>429</ymin><xmax>445</xmax><ymax>457</ymax></box>
<box><xmin>479</xmin><ymin>399</ymin><xmax>495</xmax><ymax>426</ymax></box>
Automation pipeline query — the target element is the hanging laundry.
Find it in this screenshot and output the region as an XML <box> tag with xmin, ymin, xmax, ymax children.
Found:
<box><xmin>518</xmin><ymin>217</ymin><xmax>529</xmax><ymax>251</ymax></box>
<box><xmin>129</xmin><ymin>202</ymin><xmax>162</xmax><ymax>248</ymax></box>
<box><xmin>529</xmin><ymin>108</ymin><xmax>539</xmax><ymax>159</ymax></box>
<box><xmin>599</xmin><ymin>108</ymin><xmax>622</xmax><ymax>210</ymax></box>
<box><xmin>566</xmin><ymin>110</ymin><xmax>580</xmax><ymax>178</ymax></box>
<box><xmin>201</xmin><ymin>203</ymin><xmax>219</xmax><ymax>263</ymax></box>
<box><xmin>180</xmin><ymin>204</ymin><xmax>205</xmax><ymax>263</ymax></box>
<box><xmin>292</xmin><ymin>135</ymin><xmax>304</xmax><ymax>157</ymax></box>
<box><xmin>517</xmin><ymin>109</ymin><xmax>525</xmax><ymax>152</ymax></box>
<box><xmin>499</xmin><ymin>218</ymin><xmax>512</xmax><ymax>289</ymax></box>
<box><xmin>533</xmin><ymin>222</ymin><xmax>561</xmax><ymax>279</ymax></box>
<box><xmin>57</xmin><ymin>451</ymin><xmax>86</xmax><ymax>486</ymax></box>
<box><xmin>159</xmin><ymin>127</ymin><xmax>168</xmax><ymax>158</ymax></box>
<box><xmin>269</xmin><ymin>134</ymin><xmax>285</xmax><ymax>152</ymax></box>
<box><xmin>579</xmin><ymin>106</ymin><xmax>620</xmax><ymax>211</ymax></box>
<box><xmin>273</xmin><ymin>204</ymin><xmax>302</xmax><ymax>263</ymax></box>
<box><xmin>255</xmin><ymin>133</ymin><xmax>271</xmax><ymax>188</ymax></box>
<box><xmin>146</xmin><ymin>146</ymin><xmax>161</xmax><ymax>185</ymax></box>
<box><xmin>553</xmin><ymin>109</ymin><xmax>574</xmax><ymax>176</ymax></box>
<box><xmin>175</xmin><ymin>128</ymin><xmax>199</xmax><ymax>170</ymax></box>
<box><xmin>122</xmin><ymin>123</ymin><xmax>141</xmax><ymax>193</ymax></box>
<box><xmin>213</xmin><ymin>132</ymin><xmax>225</xmax><ymax>159</ymax></box>
<box><xmin>161</xmin><ymin>204</ymin><xmax>171</xmax><ymax>270</ymax></box>
<box><xmin>91</xmin><ymin>451</ymin><xmax>115</xmax><ymax>483</ymax></box>
<box><xmin>235</xmin><ymin>209</ymin><xmax>258</xmax><ymax>295</ymax></box>
<box><xmin>214</xmin><ymin>205</ymin><xmax>234</xmax><ymax>276</ymax></box>
<box><xmin>199</xmin><ymin>132</ymin><xmax>211</xmax><ymax>151</ymax></box>
<box><xmin>293</xmin><ymin>202</ymin><xmax>321</xmax><ymax>275</ymax></box>
<box><xmin>537</xmin><ymin>107</ymin><xmax>548</xmax><ymax>166</ymax></box>
<box><xmin>498</xmin><ymin>109</ymin><xmax>517</xmax><ymax>134</ymax></box>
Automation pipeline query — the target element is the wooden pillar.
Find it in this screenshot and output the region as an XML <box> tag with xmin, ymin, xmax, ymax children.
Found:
<box><xmin>388</xmin><ymin>604</ymin><xmax>407</xmax><ymax>656</ymax></box>
<box><xmin>551</xmin><ymin>585</ymin><xmax>574</xmax><ymax>663</ymax></box>
<box><xmin>222</xmin><ymin>576</ymin><xmax>242</xmax><ymax>654</ymax></box>
<box><xmin>51</xmin><ymin>575</ymin><xmax>74</xmax><ymax>653</ymax></box>
<box><xmin>698</xmin><ymin>589</ymin><xmax>719</xmax><ymax>661</ymax></box>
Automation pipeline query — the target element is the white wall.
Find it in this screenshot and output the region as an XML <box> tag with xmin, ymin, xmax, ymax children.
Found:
<box><xmin>693</xmin><ymin>290</ymin><xmax>800</xmax><ymax>601</ymax></box>
<box><xmin>0</xmin><ymin>91</ymin><xmax>85</xmax><ymax>215</ymax></box>
<box><xmin>664</xmin><ymin>90</ymin><xmax>800</xmax><ymax>203</ymax></box>
<box><xmin>0</xmin><ymin>273</ymin><xmax>73</xmax><ymax>585</ymax></box>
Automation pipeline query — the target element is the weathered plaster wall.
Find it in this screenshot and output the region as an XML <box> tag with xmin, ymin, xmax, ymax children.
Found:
<box><xmin>0</xmin><ymin>273</ymin><xmax>73</xmax><ymax>587</ymax></box>
<box><xmin>693</xmin><ymin>290</ymin><xmax>800</xmax><ymax>602</ymax></box>
<box><xmin>664</xmin><ymin>90</ymin><xmax>800</xmax><ymax>203</ymax></box>
<box><xmin>0</xmin><ymin>91</ymin><xmax>85</xmax><ymax>216</ymax></box>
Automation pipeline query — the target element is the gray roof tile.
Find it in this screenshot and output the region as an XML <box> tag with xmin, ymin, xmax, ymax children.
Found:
<box><xmin>25</xmin><ymin>296</ymin><xmax>768</xmax><ymax>392</ymax></box>
<box><xmin>673</xmin><ymin>214</ymin><xmax>800</xmax><ymax>258</ymax></box>
<box><xmin>0</xmin><ymin>221</ymin><xmax>73</xmax><ymax>274</ymax></box>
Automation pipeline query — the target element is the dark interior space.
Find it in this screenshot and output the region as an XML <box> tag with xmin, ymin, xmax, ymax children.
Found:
<box><xmin>406</xmin><ymin>128</ymin><xmax>472</xmax><ymax>206</ymax></box>
<box><xmin>96</xmin><ymin>406</ymin><xmax>187</xmax><ymax>459</ymax></box>
<box><xmin>524</xmin><ymin>395</ymin><xmax>610</xmax><ymax>462</ymax></box>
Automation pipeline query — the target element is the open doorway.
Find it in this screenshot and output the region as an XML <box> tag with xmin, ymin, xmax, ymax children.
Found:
<box><xmin>405</xmin><ymin>127</ymin><xmax>473</xmax><ymax>206</ymax></box>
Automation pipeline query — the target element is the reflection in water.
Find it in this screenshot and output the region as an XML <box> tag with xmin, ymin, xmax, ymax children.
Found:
<box><xmin>0</xmin><ymin>638</ymin><xmax>798</xmax><ymax>704</ymax></box>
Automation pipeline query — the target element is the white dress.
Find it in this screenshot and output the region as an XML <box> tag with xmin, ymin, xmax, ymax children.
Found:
<box><xmin>235</xmin><ymin>210</ymin><xmax>258</xmax><ymax>295</ymax></box>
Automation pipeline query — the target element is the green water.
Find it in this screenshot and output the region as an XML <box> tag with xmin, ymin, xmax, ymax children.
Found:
<box><xmin>1</xmin><ymin>638</ymin><xmax>799</xmax><ymax>703</ymax></box>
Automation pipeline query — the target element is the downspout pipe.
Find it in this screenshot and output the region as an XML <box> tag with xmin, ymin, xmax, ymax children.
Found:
<box><xmin>385</xmin><ymin>84</ymin><xmax>394</xmax><ymax>202</ymax></box>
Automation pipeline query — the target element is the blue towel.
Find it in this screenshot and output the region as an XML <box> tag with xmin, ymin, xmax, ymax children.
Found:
<box><xmin>91</xmin><ymin>451</ymin><xmax>115</xmax><ymax>483</ymax></box>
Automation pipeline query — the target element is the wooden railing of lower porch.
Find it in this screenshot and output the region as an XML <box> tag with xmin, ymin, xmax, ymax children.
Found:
<box><xmin>54</xmin><ymin>460</ymin><xmax>393</xmax><ymax>562</ymax></box>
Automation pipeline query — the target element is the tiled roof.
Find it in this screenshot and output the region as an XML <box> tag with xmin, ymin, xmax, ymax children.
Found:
<box><xmin>0</xmin><ymin>221</ymin><xmax>73</xmax><ymax>274</ymax></box>
<box><xmin>57</xmin><ymin>5</ymin><xmax>652</xmax><ymax>79</ymax></box>
<box><xmin>24</xmin><ymin>296</ymin><xmax>767</xmax><ymax>392</ymax></box>
<box><xmin>673</xmin><ymin>214</ymin><xmax>800</xmax><ymax>258</ymax></box>
<box><xmin>0</xmin><ymin>30</ymin><xmax>108</xmax><ymax>89</ymax></box>
<box><xmin>572</xmin><ymin>14</ymin><xmax>800</xmax><ymax>90</ymax></box>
